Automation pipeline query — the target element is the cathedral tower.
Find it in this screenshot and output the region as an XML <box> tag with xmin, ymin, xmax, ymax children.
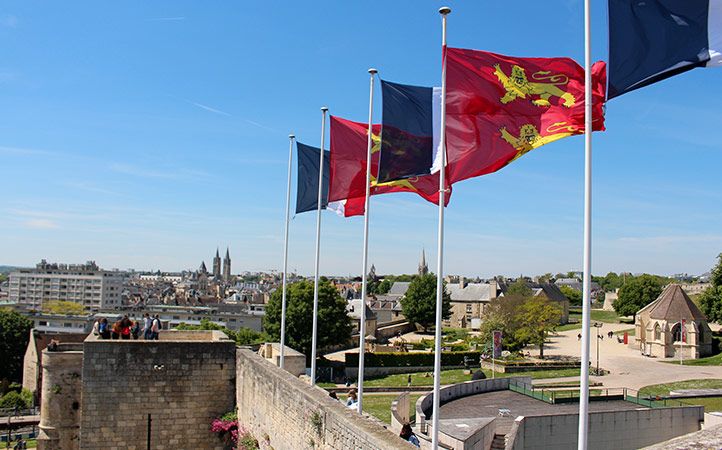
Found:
<box><xmin>212</xmin><ymin>248</ymin><xmax>221</xmax><ymax>279</ymax></box>
<box><xmin>223</xmin><ymin>248</ymin><xmax>231</xmax><ymax>281</ymax></box>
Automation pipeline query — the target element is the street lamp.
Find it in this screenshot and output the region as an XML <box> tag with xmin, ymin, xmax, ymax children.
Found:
<box><xmin>593</xmin><ymin>322</ymin><xmax>603</xmax><ymax>375</ymax></box>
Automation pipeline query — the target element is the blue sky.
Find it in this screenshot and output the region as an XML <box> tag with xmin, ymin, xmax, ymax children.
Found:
<box><xmin>1</xmin><ymin>1</ymin><xmax>721</xmax><ymax>277</ymax></box>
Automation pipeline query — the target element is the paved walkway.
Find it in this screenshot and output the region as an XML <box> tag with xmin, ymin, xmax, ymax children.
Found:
<box><xmin>542</xmin><ymin>324</ymin><xmax>722</xmax><ymax>390</ymax></box>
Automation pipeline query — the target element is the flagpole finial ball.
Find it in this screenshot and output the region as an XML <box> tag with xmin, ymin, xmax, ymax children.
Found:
<box><xmin>368</xmin><ymin>68</ymin><xmax>378</xmax><ymax>75</ymax></box>
<box><xmin>321</xmin><ymin>106</ymin><xmax>329</xmax><ymax>112</ymax></box>
<box><xmin>289</xmin><ymin>134</ymin><xmax>295</xmax><ymax>139</ymax></box>
<box><xmin>439</xmin><ymin>6</ymin><xmax>451</xmax><ymax>15</ymax></box>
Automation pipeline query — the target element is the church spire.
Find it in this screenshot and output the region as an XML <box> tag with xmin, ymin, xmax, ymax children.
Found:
<box><xmin>223</xmin><ymin>247</ymin><xmax>231</xmax><ymax>281</ymax></box>
<box><xmin>418</xmin><ymin>249</ymin><xmax>428</xmax><ymax>276</ymax></box>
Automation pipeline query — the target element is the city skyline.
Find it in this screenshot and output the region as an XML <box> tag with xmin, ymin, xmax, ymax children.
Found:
<box><xmin>2</xmin><ymin>1</ymin><xmax>722</xmax><ymax>277</ymax></box>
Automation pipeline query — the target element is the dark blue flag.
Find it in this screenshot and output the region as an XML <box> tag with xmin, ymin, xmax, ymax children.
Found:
<box><xmin>378</xmin><ymin>80</ymin><xmax>439</xmax><ymax>183</ymax></box>
<box><xmin>295</xmin><ymin>142</ymin><xmax>329</xmax><ymax>214</ymax></box>
<box><xmin>608</xmin><ymin>0</ymin><xmax>722</xmax><ymax>99</ymax></box>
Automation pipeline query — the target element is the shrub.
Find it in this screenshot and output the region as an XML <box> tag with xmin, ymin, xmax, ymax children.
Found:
<box><xmin>0</xmin><ymin>389</ymin><xmax>32</xmax><ymax>409</ymax></box>
<box><xmin>345</xmin><ymin>351</ymin><xmax>481</xmax><ymax>368</ymax></box>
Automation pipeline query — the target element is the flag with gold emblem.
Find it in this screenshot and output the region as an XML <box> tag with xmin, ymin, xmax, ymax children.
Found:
<box><xmin>441</xmin><ymin>47</ymin><xmax>607</xmax><ymax>184</ymax></box>
<box><xmin>328</xmin><ymin>115</ymin><xmax>449</xmax><ymax>216</ymax></box>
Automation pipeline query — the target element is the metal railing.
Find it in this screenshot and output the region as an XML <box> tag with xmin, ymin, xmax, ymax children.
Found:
<box><xmin>508</xmin><ymin>380</ymin><xmax>690</xmax><ymax>408</ymax></box>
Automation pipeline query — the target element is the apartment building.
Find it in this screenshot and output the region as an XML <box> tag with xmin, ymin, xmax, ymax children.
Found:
<box><xmin>8</xmin><ymin>260</ymin><xmax>125</xmax><ymax>310</ymax></box>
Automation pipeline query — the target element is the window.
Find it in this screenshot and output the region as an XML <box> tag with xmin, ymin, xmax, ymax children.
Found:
<box><xmin>466</xmin><ymin>304</ymin><xmax>473</xmax><ymax>313</ymax></box>
<box><xmin>39</xmin><ymin>321</ymin><xmax>47</xmax><ymax>326</ymax></box>
<box><xmin>654</xmin><ymin>323</ymin><xmax>661</xmax><ymax>341</ymax></box>
<box><xmin>671</xmin><ymin>323</ymin><xmax>682</xmax><ymax>342</ymax></box>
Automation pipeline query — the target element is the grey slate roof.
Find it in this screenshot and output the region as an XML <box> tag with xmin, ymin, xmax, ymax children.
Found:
<box><xmin>387</xmin><ymin>282</ymin><xmax>411</xmax><ymax>297</ymax></box>
<box><xmin>447</xmin><ymin>283</ymin><xmax>493</xmax><ymax>302</ymax></box>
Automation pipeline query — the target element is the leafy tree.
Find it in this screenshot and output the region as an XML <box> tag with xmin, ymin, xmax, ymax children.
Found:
<box><xmin>264</xmin><ymin>280</ymin><xmax>352</xmax><ymax>359</ymax></box>
<box><xmin>174</xmin><ymin>318</ymin><xmax>267</xmax><ymax>346</ymax></box>
<box><xmin>612</xmin><ymin>274</ymin><xmax>664</xmax><ymax>316</ymax></box>
<box><xmin>558</xmin><ymin>285</ymin><xmax>582</xmax><ymax>306</ymax></box>
<box><xmin>699</xmin><ymin>254</ymin><xmax>722</xmax><ymax>323</ymax></box>
<box><xmin>400</xmin><ymin>273</ymin><xmax>451</xmax><ymax>332</ymax></box>
<box><xmin>42</xmin><ymin>300</ymin><xmax>86</xmax><ymax>315</ymax></box>
<box><xmin>479</xmin><ymin>296</ymin><xmax>526</xmax><ymax>352</ymax></box>
<box><xmin>0</xmin><ymin>389</ymin><xmax>33</xmax><ymax>409</ymax></box>
<box><xmin>516</xmin><ymin>297</ymin><xmax>562</xmax><ymax>358</ymax></box>
<box><xmin>712</xmin><ymin>253</ymin><xmax>722</xmax><ymax>288</ymax></box>
<box><xmin>377</xmin><ymin>279</ymin><xmax>393</xmax><ymax>295</ymax></box>
<box><xmin>506</xmin><ymin>279</ymin><xmax>533</xmax><ymax>297</ymax></box>
<box><xmin>0</xmin><ymin>309</ymin><xmax>33</xmax><ymax>382</ymax></box>
<box><xmin>537</xmin><ymin>273</ymin><xmax>554</xmax><ymax>283</ymax></box>
<box><xmin>699</xmin><ymin>286</ymin><xmax>722</xmax><ymax>323</ymax></box>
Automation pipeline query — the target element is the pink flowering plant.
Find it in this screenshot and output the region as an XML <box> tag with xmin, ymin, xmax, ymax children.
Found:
<box><xmin>210</xmin><ymin>411</ymin><xmax>239</xmax><ymax>446</ymax></box>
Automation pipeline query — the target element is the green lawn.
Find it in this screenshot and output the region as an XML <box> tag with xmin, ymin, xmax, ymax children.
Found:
<box><xmin>363</xmin><ymin>367</ymin><xmax>580</xmax><ymax>388</ymax></box>
<box><xmin>2</xmin><ymin>438</ymin><xmax>37</xmax><ymax>448</ymax></box>
<box><xmin>678</xmin><ymin>397</ymin><xmax>722</xmax><ymax>412</ymax></box>
<box><xmin>638</xmin><ymin>379</ymin><xmax>722</xmax><ymax>397</ymax></box>
<box><xmin>665</xmin><ymin>352</ymin><xmax>722</xmax><ymax>366</ymax></box>
<box><xmin>338</xmin><ymin>394</ymin><xmax>422</xmax><ymax>424</ymax></box>
<box><xmin>569</xmin><ymin>308</ymin><xmax>627</xmax><ymax>324</ymax></box>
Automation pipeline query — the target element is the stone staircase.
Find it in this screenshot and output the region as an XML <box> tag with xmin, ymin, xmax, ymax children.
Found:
<box><xmin>491</xmin><ymin>433</ymin><xmax>506</xmax><ymax>450</ymax></box>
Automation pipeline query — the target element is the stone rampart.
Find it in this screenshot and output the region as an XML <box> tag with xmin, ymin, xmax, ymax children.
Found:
<box><xmin>79</xmin><ymin>331</ymin><xmax>236</xmax><ymax>450</ymax></box>
<box><xmin>37</xmin><ymin>345</ymin><xmax>83</xmax><ymax>450</ymax></box>
<box><xmin>236</xmin><ymin>348</ymin><xmax>413</xmax><ymax>449</ymax></box>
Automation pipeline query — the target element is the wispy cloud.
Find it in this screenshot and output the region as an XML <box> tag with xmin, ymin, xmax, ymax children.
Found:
<box><xmin>110</xmin><ymin>162</ymin><xmax>209</xmax><ymax>180</ymax></box>
<box><xmin>146</xmin><ymin>16</ymin><xmax>185</xmax><ymax>22</ymax></box>
<box><xmin>617</xmin><ymin>234</ymin><xmax>722</xmax><ymax>245</ymax></box>
<box><xmin>62</xmin><ymin>181</ymin><xmax>119</xmax><ymax>196</ymax></box>
<box><xmin>244</xmin><ymin>119</ymin><xmax>278</xmax><ymax>133</ymax></box>
<box><xmin>0</xmin><ymin>146</ymin><xmax>56</xmax><ymax>157</ymax></box>
<box><xmin>0</xmin><ymin>15</ymin><xmax>18</xmax><ymax>28</ymax></box>
<box><xmin>186</xmin><ymin>100</ymin><xmax>232</xmax><ymax>117</ymax></box>
<box><xmin>25</xmin><ymin>219</ymin><xmax>59</xmax><ymax>230</ymax></box>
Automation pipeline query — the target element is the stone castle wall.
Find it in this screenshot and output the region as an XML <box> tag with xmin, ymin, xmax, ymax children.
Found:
<box><xmin>236</xmin><ymin>348</ymin><xmax>413</xmax><ymax>450</ymax></box>
<box><xmin>79</xmin><ymin>332</ymin><xmax>236</xmax><ymax>450</ymax></box>
<box><xmin>37</xmin><ymin>346</ymin><xmax>84</xmax><ymax>450</ymax></box>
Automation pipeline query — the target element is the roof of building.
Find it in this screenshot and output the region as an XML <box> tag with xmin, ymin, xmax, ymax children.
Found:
<box><xmin>446</xmin><ymin>283</ymin><xmax>493</xmax><ymax>302</ymax></box>
<box><xmin>647</xmin><ymin>284</ymin><xmax>707</xmax><ymax>321</ymax></box>
<box><xmin>387</xmin><ymin>282</ymin><xmax>411</xmax><ymax>297</ymax></box>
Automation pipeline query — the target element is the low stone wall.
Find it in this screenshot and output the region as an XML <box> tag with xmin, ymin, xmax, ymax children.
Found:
<box><xmin>376</xmin><ymin>321</ymin><xmax>417</xmax><ymax>342</ymax></box>
<box><xmin>390</xmin><ymin>392</ymin><xmax>410</xmax><ymax>434</ymax></box>
<box><xmin>236</xmin><ymin>348</ymin><xmax>413</xmax><ymax>449</ymax></box>
<box><xmin>481</xmin><ymin>360</ymin><xmax>580</xmax><ymax>373</ymax></box>
<box><xmin>507</xmin><ymin>406</ymin><xmax>704</xmax><ymax>450</ymax></box>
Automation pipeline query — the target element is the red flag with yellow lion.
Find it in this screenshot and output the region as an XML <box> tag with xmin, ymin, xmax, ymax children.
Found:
<box><xmin>443</xmin><ymin>47</ymin><xmax>607</xmax><ymax>184</ymax></box>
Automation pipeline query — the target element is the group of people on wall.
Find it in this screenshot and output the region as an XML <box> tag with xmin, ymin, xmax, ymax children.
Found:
<box><xmin>92</xmin><ymin>313</ymin><xmax>162</xmax><ymax>340</ymax></box>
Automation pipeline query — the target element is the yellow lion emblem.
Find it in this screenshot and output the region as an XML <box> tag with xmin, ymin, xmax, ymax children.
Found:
<box><xmin>494</xmin><ymin>64</ymin><xmax>576</xmax><ymax>108</ymax></box>
<box><xmin>500</xmin><ymin>124</ymin><xmax>573</xmax><ymax>161</ymax></box>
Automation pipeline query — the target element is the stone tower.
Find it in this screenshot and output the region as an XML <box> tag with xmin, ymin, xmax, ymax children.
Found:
<box><xmin>223</xmin><ymin>247</ymin><xmax>231</xmax><ymax>281</ymax></box>
<box><xmin>418</xmin><ymin>249</ymin><xmax>428</xmax><ymax>276</ymax></box>
<box><xmin>212</xmin><ymin>248</ymin><xmax>221</xmax><ymax>279</ymax></box>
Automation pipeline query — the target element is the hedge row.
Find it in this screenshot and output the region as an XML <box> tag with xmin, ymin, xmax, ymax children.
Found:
<box><xmin>345</xmin><ymin>351</ymin><xmax>481</xmax><ymax>368</ymax></box>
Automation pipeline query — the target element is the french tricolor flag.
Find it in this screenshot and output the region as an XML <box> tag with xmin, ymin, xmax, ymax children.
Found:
<box><xmin>608</xmin><ymin>0</ymin><xmax>722</xmax><ymax>99</ymax></box>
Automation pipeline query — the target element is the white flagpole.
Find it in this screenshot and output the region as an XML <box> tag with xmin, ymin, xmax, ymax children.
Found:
<box><xmin>357</xmin><ymin>68</ymin><xmax>377</xmax><ymax>414</ymax></box>
<box><xmin>432</xmin><ymin>7</ymin><xmax>450</xmax><ymax>450</ymax></box>
<box><xmin>280</xmin><ymin>133</ymin><xmax>294</xmax><ymax>370</ymax></box>
<box><xmin>311</xmin><ymin>106</ymin><xmax>328</xmax><ymax>386</ymax></box>
<box><xmin>577</xmin><ymin>0</ymin><xmax>592</xmax><ymax>448</ymax></box>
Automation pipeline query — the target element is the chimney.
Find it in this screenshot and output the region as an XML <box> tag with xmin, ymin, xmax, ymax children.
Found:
<box><xmin>459</xmin><ymin>276</ymin><xmax>466</xmax><ymax>289</ymax></box>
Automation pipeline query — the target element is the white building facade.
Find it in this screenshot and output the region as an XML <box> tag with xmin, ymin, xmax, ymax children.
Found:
<box><xmin>8</xmin><ymin>260</ymin><xmax>125</xmax><ymax>310</ymax></box>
